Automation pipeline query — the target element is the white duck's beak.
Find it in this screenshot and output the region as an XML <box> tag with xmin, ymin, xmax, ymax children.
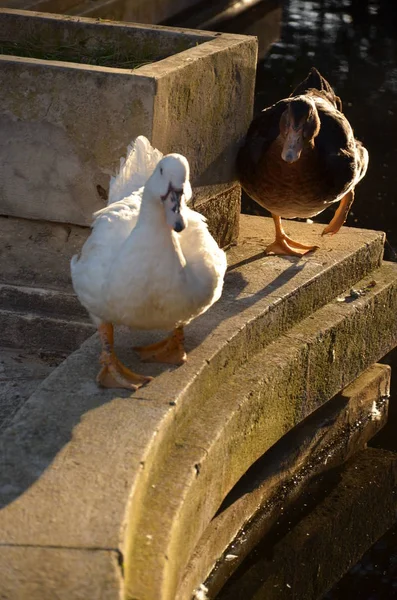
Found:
<box><xmin>163</xmin><ymin>187</ymin><xmax>187</xmax><ymax>233</ymax></box>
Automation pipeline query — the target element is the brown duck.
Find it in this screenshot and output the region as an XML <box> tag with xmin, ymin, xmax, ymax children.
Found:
<box><xmin>237</xmin><ymin>67</ymin><xmax>369</xmax><ymax>256</ymax></box>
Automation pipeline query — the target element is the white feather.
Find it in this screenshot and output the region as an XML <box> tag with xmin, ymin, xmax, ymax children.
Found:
<box><xmin>108</xmin><ymin>135</ymin><xmax>163</xmax><ymax>205</ymax></box>
<box><xmin>71</xmin><ymin>137</ymin><xmax>227</xmax><ymax>333</ymax></box>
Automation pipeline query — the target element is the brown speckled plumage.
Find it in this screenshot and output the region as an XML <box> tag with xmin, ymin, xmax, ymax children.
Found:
<box><xmin>237</xmin><ymin>68</ymin><xmax>368</xmax><ymax>225</ymax></box>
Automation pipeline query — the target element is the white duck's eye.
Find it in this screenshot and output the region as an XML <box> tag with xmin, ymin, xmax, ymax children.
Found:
<box><xmin>160</xmin><ymin>167</ymin><xmax>163</xmax><ymax>175</ymax></box>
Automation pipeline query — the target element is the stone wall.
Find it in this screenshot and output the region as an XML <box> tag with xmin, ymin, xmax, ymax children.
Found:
<box><xmin>0</xmin><ymin>10</ymin><xmax>257</xmax><ymax>235</ymax></box>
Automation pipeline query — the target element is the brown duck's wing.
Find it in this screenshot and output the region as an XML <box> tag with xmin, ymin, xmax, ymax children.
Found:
<box><xmin>291</xmin><ymin>67</ymin><xmax>343</xmax><ymax>112</ymax></box>
<box><xmin>237</xmin><ymin>100</ymin><xmax>288</xmax><ymax>177</ymax></box>
<box><xmin>315</xmin><ymin>106</ymin><xmax>359</xmax><ymax>196</ymax></box>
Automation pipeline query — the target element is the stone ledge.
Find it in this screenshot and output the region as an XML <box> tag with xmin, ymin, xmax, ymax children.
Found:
<box><xmin>125</xmin><ymin>264</ymin><xmax>397</xmax><ymax>600</ymax></box>
<box><xmin>185</xmin><ymin>363</ymin><xmax>390</xmax><ymax>599</ymax></box>
<box><xmin>0</xmin><ymin>215</ymin><xmax>88</xmax><ymax>291</ymax></box>
<box><xmin>0</xmin><ymin>216</ymin><xmax>388</xmax><ymax>600</ymax></box>
<box><xmin>191</xmin><ymin>182</ymin><xmax>241</xmax><ymax>249</ymax></box>
<box><xmin>0</xmin><ymin>283</ymin><xmax>87</xmax><ymax>320</ymax></box>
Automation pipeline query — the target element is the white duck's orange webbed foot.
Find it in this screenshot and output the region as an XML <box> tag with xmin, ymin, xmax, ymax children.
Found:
<box><xmin>97</xmin><ymin>353</ymin><xmax>153</xmax><ymax>390</ymax></box>
<box><xmin>97</xmin><ymin>322</ymin><xmax>152</xmax><ymax>390</ymax></box>
<box><xmin>134</xmin><ymin>327</ymin><xmax>187</xmax><ymax>365</ymax></box>
<box><xmin>265</xmin><ymin>235</ymin><xmax>319</xmax><ymax>257</ymax></box>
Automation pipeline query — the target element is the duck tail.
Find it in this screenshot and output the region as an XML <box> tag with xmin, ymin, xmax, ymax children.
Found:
<box><xmin>107</xmin><ymin>136</ymin><xmax>163</xmax><ymax>205</ymax></box>
<box><xmin>291</xmin><ymin>67</ymin><xmax>343</xmax><ymax>112</ymax></box>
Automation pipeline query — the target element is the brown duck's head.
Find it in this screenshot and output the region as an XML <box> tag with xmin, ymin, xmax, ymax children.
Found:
<box><xmin>279</xmin><ymin>97</ymin><xmax>320</xmax><ymax>163</ymax></box>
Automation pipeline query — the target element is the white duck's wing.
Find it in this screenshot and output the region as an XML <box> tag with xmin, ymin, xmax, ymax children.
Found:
<box><xmin>71</xmin><ymin>193</ymin><xmax>141</xmax><ymax>321</ymax></box>
<box><xmin>178</xmin><ymin>208</ymin><xmax>227</xmax><ymax>310</ymax></box>
<box><xmin>180</xmin><ymin>208</ymin><xmax>226</xmax><ymax>267</ymax></box>
<box><xmin>108</xmin><ymin>136</ymin><xmax>163</xmax><ymax>205</ymax></box>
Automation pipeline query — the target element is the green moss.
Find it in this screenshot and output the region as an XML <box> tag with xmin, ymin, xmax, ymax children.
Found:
<box><xmin>0</xmin><ymin>38</ymin><xmax>156</xmax><ymax>69</ymax></box>
<box><xmin>0</xmin><ymin>33</ymin><xmax>199</xmax><ymax>69</ymax></box>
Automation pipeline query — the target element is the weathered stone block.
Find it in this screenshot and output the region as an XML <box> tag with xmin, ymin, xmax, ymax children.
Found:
<box><xmin>0</xmin><ymin>9</ymin><xmax>257</xmax><ymax>228</ymax></box>
<box><xmin>191</xmin><ymin>363</ymin><xmax>391</xmax><ymax>599</ymax></box>
<box><xmin>124</xmin><ymin>265</ymin><xmax>397</xmax><ymax>600</ymax></box>
<box><xmin>192</xmin><ymin>182</ymin><xmax>241</xmax><ymax>249</ymax></box>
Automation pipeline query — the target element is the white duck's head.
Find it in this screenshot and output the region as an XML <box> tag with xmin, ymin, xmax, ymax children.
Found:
<box><xmin>146</xmin><ymin>153</ymin><xmax>192</xmax><ymax>233</ymax></box>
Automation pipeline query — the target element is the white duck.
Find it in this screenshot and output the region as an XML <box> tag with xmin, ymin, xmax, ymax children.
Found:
<box><xmin>71</xmin><ymin>136</ymin><xmax>227</xmax><ymax>390</ymax></box>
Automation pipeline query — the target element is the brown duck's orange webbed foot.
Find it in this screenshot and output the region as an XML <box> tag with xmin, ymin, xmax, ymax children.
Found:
<box><xmin>322</xmin><ymin>190</ymin><xmax>355</xmax><ymax>236</ymax></box>
<box><xmin>97</xmin><ymin>323</ymin><xmax>153</xmax><ymax>390</ymax></box>
<box><xmin>134</xmin><ymin>326</ymin><xmax>187</xmax><ymax>365</ymax></box>
<box><xmin>266</xmin><ymin>215</ymin><xmax>319</xmax><ymax>257</ymax></box>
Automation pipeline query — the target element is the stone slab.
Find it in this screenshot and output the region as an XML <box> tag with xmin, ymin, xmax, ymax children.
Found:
<box><xmin>0</xmin><ymin>308</ymin><xmax>95</xmax><ymax>352</ymax></box>
<box><xmin>0</xmin><ymin>207</ymin><xmax>385</xmax><ymax>296</ymax></box>
<box><xmin>0</xmin><ymin>9</ymin><xmax>256</xmax><ymax>227</ymax></box>
<box><xmin>124</xmin><ymin>265</ymin><xmax>397</xmax><ymax>600</ymax></box>
<box><xmin>0</xmin><ymin>217</ymin><xmax>388</xmax><ymax>600</ymax></box>
<box><xmin>0</xmin><ymin>282</ymin><xmax>88</xmax><ymax>321</ymax></box>
<box><xmin>0</xmin><ymin>0</ymin><xmax>81</xmax><ymax>11</ymax></box>
<box><xmin>0</xmin><ymin>546</ymin><xmax>122</xmax><ymax>599</ymax></box>
<box><xmin>216</xmin><ymin>447</ymin><xmax>397</xmax><ymax>600</ymax></box>
<box><xmin>170</xmin><ymin>0</ymin><xmax>282</xmax><ymax>62</ymax></box>
<box><xmin>183</xmin><ymin>363</ymin><xmax>390</xmax><ymax>599</ymax></box>
<box><xmin>191</xmin><ymin>182</ymin><xmax>241</xmax><ymax>250</ymax></box>
<box><xmin>64</xmin><ymin>0</ymin><xmax>127</xmax><ymax>20</ymax></box>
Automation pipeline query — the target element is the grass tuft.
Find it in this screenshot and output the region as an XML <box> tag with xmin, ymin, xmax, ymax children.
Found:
<box><xmin>0</xmin><ymin>37</ymin><xmax>157</xmax><ymax>69</ymax></box>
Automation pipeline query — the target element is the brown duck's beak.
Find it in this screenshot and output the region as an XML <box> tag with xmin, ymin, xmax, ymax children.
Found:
<box><xmin>281</xmin><ymin>127</ymin><xmax>304</xmax><ymax>163</ymax></box>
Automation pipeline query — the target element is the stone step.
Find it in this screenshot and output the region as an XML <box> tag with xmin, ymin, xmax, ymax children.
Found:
<box><xmin>0</xmin><ymin>307</ymin><xmax>94</xmax><ymax>353</ymax></box>
<box><xmin>0</xmin><ymin>282</ymin><xmax>94</xmax><ymax>354</ymax></box>
<box><xmin>0</xmin><ymin>215</ymin><xmax>89</xmax><ymax>293</ymax></box>
<box><xmin>0</xmin><ymin>283</ymin><xmax>89</xmax><ymax>322</ymax></box>
<box><xmin>215</xmin><ymin>447</ymin><xmax>397</xmax><ymax>600</ymax></box>
<box><xmin>0</xmin><ymin>184</ymin><xmax>241</xmax><ymax>296</ymax></box>
<box><xmin>0</xmin><ymin>216</ymin><xmax>391</xmax><ymax>600</ymax></box>
<box><xmin>189</xmin><ymin>363</ymin><xmax>391</xmax><ymax>598</ymax></box>
<box><xmin>125</xmin><ymin>262</ymin><xmax>397</xmax><ymax>600</ymax></box>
